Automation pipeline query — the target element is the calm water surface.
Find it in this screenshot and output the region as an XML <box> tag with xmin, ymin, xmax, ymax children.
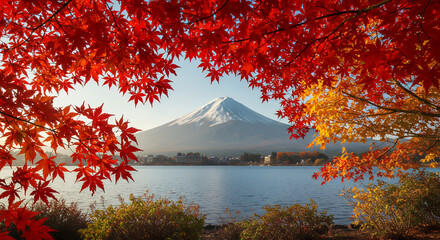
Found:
<box><xmin>1</xmin><ymin>166</ymin><xmax>415</xmax><ymax>224</ymax></box>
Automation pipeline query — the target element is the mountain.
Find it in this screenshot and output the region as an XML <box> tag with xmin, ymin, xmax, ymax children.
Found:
<box><xmin>135</xmin><ymin>97</ymin><xmax>368</xmax><ymax>156</ymax></box>
<box><xmin>166</xmin><ymin>97</ymin><xmax>284</xmax><ymax>127</ymax></box>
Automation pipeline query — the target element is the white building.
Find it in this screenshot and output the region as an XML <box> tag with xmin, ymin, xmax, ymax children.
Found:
<box><xmin>264</xmin><ymin>155</ymin><xmax>271</xmax><ymax>164</ymax></box>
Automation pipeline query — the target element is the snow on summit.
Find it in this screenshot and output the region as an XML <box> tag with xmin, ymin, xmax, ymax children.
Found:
<box><xmin>168</xmin><ymin>97</ymin><xmax>283</xmax><ymax>127</ymax></box>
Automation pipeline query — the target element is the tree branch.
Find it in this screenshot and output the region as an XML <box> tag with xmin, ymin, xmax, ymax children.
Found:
<box><xmin>425</xmin><ymin>137</ymin><xmax>440</xmax><ymax>152</ymax></box>
<box><xmin>0</xmin><ymin>111</ymin><xmax>56</xmax><ymax>133</ymax></box>
<box><xmin>342</xmin><ymin>91</ymin><xmax>440</xmax><ymax>118</ymax></box>
<box><xmin>5</xmin><ymin>0</ymin><xmax>73</xmax><ymax>50</ymax></box>
<box><xmin>188</xmin><ymin>0</ymin><xmax>230</xmax><ymax>24</ymax></box>
<box><xmin>0</xmin><ymin>110</ymin><xmax>110</xmax><ymax>163</ymax></box>
<box><xmin>393</xmin><ymin>79</ymin><xmax>440</xmax><ymax>112</ymax></box>
<box><xmin>105</xmin><ymin>0</ymin><xmax>121</xmax><ymax>31</ymax></box>
<box><xmin>222</xmin><ymin>0</ymin><xmax>391</xmax><ymax>44</ymax></box>
<box><xmin>376</xmin><ymin>137</ymin><xmax>400</xmax><ymax>160</ymax></box>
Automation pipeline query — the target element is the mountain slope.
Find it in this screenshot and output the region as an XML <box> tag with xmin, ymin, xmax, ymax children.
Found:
<box><xmin>167</xmin><ymin>97</ymin><xmax>284</xmax><ymax>127</ymax></box>
<box><xmin>135</xmin><ymin>97</ymin><xmax>367</xmax><ymax>155</ymax></box>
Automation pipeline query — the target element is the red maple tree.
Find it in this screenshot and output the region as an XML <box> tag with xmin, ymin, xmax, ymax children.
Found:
<box><xmin>1</xmin><ymin>0</ymin><xmax>439</xmax><ymax>238</ymax></box>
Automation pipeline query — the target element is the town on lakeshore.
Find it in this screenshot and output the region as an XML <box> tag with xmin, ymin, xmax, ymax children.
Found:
<box><xmin>8</xmin><ymin>150</ymin><xmax>335</xmax><ymax>166</ymax></box>
<box><xmin>10</xmin><ymin>149</ymin><xmax>434</xmax><ymax>167</ymax></box>
<box><xmin>135</xmin><ymin>151</ymin><xmax>332</xmax><ymax>166</ymax></box>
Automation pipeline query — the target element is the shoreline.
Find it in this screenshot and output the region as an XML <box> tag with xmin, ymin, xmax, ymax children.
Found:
<box><xmin>201</xmin><ymin>224</ymin><xmax>363</xmax><ymax>240</ymax></box>
<box><xmin>201</xmin><ymin>224</ymin><xmax>440</xmax><ymax>240</ymax></box>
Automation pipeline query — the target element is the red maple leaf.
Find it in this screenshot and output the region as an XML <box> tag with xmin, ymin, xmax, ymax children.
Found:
<box><xmin>35</xmin><ymin>154</ymin><xmax>56</xmax><ymax>179</ymax></box>
<box><xmin>80</xmin><ymin>174</ymin><xmax>105</xmax><ymax>195</ymax></box>
<box><xmin>52</xmin><ymin>163</ymin><xmax>68</xmax><ymax>181</ymax></box>
<box><xmin>30</xmin><ymin>181</ymin><xmax>58</xmax><ymax>205</ymax></box>
<box><xmin>0</xmin><ymin>231</ymin><xmax>16</xmax><ymax>240</ymax></box>
<box><xmin>0</xmin><ymin>183</ymin><xmax>19</xmax><ymax>206</ymax></box>
<box><xmin>21</xmin><ymin>218</ymin><xmax>55</xmax><ymax>240</ymax></box>
<box><xmin>0</xmin><ymin>148</ymin><xmax>15</xmax><ymax>170</ymax></box>
<box><xmin>13</xmin><ymin>165</ymin><xmax>41</xmax><ymax>194</ymax></box>
<box><xmin>114</xmin><ymin>164</ymin><xmax>136</xmax><ymax>183</ymax></box>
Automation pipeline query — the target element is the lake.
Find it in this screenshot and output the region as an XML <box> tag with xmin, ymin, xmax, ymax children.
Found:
<box><xmin>0</xmin><ymin>166</ymin><xmax>411</xmax><ymax>224</ymax></box>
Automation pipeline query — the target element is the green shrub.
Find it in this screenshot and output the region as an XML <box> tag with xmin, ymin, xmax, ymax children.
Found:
<box><xmin>240</xmin><ymin>200</ymin><xmax>333</xmax><ymax>240</ymax></box>
<box><xmin>80</xmin><ymin>191</ymin><xmax>205</xmax><ymax>240</ymax></box>
<box><xmin>343</xmin><ymin>170</ymin><xmax>440</xmax><ymax>239</ymax></box>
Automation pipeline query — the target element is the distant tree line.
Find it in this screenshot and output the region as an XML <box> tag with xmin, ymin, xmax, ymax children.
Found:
<box><xmin>275</xmin><ymin>151</ymin><xmax>329</xmax><ymax>165</ymax></box>
<box><xmin>240</xmin><ymin>152</ymin><xmax>262</xmax><ymax>163</ymax></box>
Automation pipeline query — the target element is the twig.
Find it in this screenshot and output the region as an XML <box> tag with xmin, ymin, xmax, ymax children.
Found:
<box><xmin>188</xmin><ymin>0</ymin><xmax>230</xmax><ymax>24</ymax></box>
<box><xmin>393</xmin><ymin>79</ymin><xmax>440</xmax><ymax>111</ymax></box>
<box><xmin>342</xmin><ymin>91</ymin><xmax>440</xmax><ymax>118</ymax></box>
<box><xmin>6</xmin><ymin>0</ymin><xmax>73</xmax><ymax>50</ymax></box>
<box><xmin>222</xmin><ymin>0</ymin><xmax>391</xmax><ymax>44</ymax></box>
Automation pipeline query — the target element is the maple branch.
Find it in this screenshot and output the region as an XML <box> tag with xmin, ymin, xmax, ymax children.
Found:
<box><xmin>0</xmin><ymin>111</ymin><xmax>56</xmax><ymax>134</ymax></box>
<box><xmin>342</xmin><ymin>91</ymin><xmax>440</xmax><ymax>118</ymax></box>
<box><xmin>105</xmin><ymin>1</ymin><xmax>121</xmax><ymax>31</ymax></box>
<box><xmin>285</xmin><ymin>0</ymin><xmax>392</xmax><ymax>68</ymax></box>
<box><xmin>31</xmin><ymin>0</ymin><xmax>73</xmax><ymax>32</ymax></box>
<box><xmin>5</xmin><ymin>0</ymin><xmax>73</xmax><ymax>50</ymax></box>
<box><xmin>188</xmin><ymin>0</ymin><xmax>230</xmax><ymax>24</ymax></box>
<box><xmin>393</xmin><ymin>79</ymin><xmax>440</xmax><ymax>112</ymax></box>
<box><xmin>355</xmin><ymin>111</ymin><xmax>396</xmax><ymax>118</ymax></box>
<box><xmin>283</xmin><ymin>40</ymin><xmax>317</xmax><ymax>69</ymax></box>
<box><xmin>144</xmin><ymin>9</ymin><xmax>164</xmax><ymax>26</ymax></box>
<box><xmin>222</xmin><ymin>0</ymin><xmax>391</xmax><ymax>45</ymax></box>
<box><xmin>343</xmin><ymin>108</ymin><xmax>431</xmax><ymax>137</ymax></box>
<box><xmin>418</xmin><ymin>0</ymin><xmax>432</xmax><ymax>42</ymax></box>
<box><xmin>376</xmin><ymin>138</ymin><xmax>400</xmax><ymax>160</ymax></box>
<box><xmin>220</xmin><ymin>14</ymin><xmax>311</xmax><ymax>44</ymax></box>
<box><xmin>53</xmin><ymin>15</ymin><xmax>69</xmax><ymax>36</ymax></box>
<box><xmin>397</xmin><ymin>132</ymin><xmax>440</xmax><ymax>139</ymax></box>
<box><xmin>0</xmin><ymin>111</ymin><xmax>112</xmax><ymax>165</ymax></box>
<box><xmin>423</xmin><ymin>137</ymin><xmax>440</xmax><ymax>152</ymax></box>
<box><xmin>335</xmin><ymin>118</ymin><xmax>384</xmax><ymax>136</ymax></box>
<box><xmin>330</xmin><ymin>0</ymin><xmax>393</xmax><ymax>36</ymax></box>
<box><xmin>345</xmin><ymin>118</ymin><xmax>420</xmax><ymax>140</ymax></box>
<box><xmin>257</xmin><ymin>2</ymin><xmax>279</xmax><ymax>32</ymax></box>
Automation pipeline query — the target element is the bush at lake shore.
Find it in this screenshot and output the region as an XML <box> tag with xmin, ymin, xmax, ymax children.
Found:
<box><xmin>343</xmin><ymin>170</ymin><xmax>440</xmax><ymax>239</ymax></box>
<box><xmin>80</xmin><ymin>191</ymin><xmax>205</xmax><ymax>240</ymax></box>
<box><xmin>219</xmin><ymin>200</ymin><xmax>333</xmax><ymax>240</ymax></box>
<box><xmin>33</xmin><ymin>199</ymin><xmax>88</xmax><ymax>240</ymax></box>
<box><xmin>1</xmin><ymin>199</ymin><xmax>88</xmax><ymax>240</ymax></box>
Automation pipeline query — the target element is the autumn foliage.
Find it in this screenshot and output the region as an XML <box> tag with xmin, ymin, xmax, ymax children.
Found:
<box><xmin>1</xmin><ymin>0</ymin><xmax>439</xmax><ymax>238</ymax></box>
<box><xmin>80</xmin><ymin>192</ymin><xmax>205</xmax><ymax>240</ymax></box>
<box><xmin>342</xmin><ymin>171</ymin><xmax>440</xmax><ymax>238</ymax></box>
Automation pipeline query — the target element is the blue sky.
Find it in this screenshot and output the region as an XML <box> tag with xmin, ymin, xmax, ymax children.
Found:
<box><xmin>54</xmin><ymin>60</ymin><xmax>289</xmax><ymax>131</ymax></box>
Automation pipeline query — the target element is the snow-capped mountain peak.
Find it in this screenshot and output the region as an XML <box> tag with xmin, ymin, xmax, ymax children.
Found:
<box><xmin>135</xmin><ymin>96</ymin><xmax>369</xmax><ymax>155</ymax></box>
<box><xmin>167</xmin><ymin>97</ymin><xmax>282</xmax><ymax>127</ymax></box>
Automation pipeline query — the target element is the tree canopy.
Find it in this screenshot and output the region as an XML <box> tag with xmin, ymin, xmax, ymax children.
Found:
<box><xmin>1</xmin><ymin>0</ymin><xmax>439</xmax><ymax>238</ymax></box>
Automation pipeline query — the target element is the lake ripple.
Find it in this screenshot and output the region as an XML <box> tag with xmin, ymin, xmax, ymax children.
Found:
<box><xmin>2</xmin><ymin>165</ymin><xmax>411</xmax><ymax>225</ymax></box>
